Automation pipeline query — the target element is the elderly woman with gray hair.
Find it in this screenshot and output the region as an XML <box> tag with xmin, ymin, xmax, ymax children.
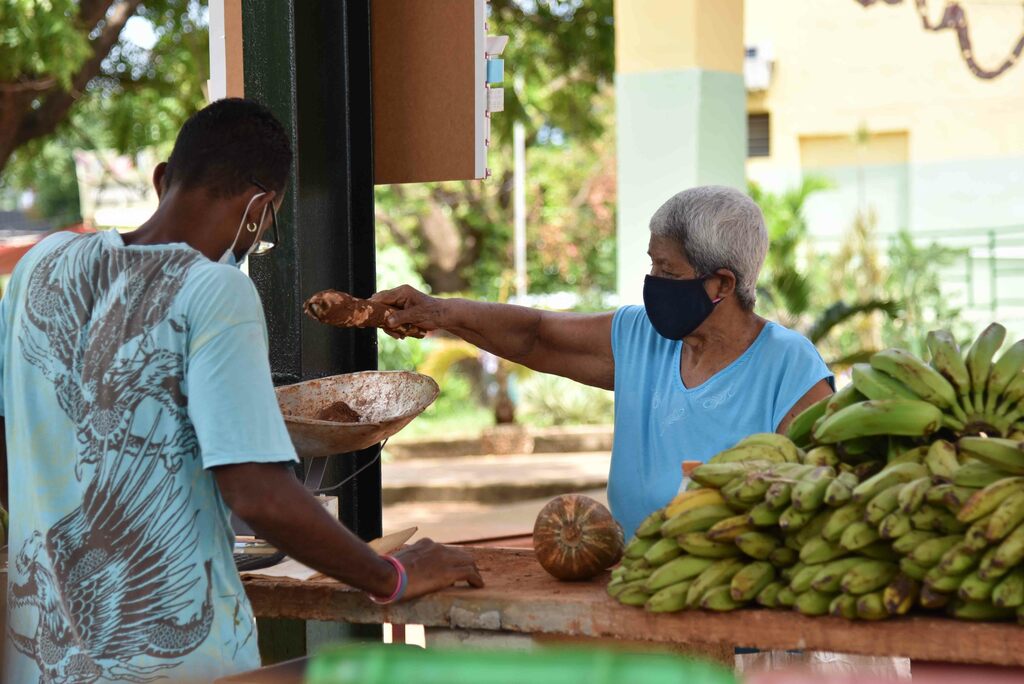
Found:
<box><xmin>374</xmin><ymin>185</ymin><xmax>834</xmax><ymax>538</ymax></box>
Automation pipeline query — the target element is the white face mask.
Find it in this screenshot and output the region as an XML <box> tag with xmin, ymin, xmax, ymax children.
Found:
<box><xmin>219</xmin><ymin>193</ymin><xmax>269</xmax><ymax>268</ymax></box>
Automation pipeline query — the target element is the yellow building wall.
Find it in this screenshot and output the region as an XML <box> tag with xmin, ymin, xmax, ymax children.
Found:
<box><xmin>744</xmin><ymin>0</ymin><xmax>1024</xmax><ymax>333</ymax></box>
<box><xmin>617</xmin><ymin>0</ymin><xmax>743</xmax><ymax>75</ymax></box>
<box><xmin>615</xmin><ymin>0</ymin><xmax>746</xmax><ymax>302</ymax></box>
<box><xmin>799</xmin><ymin>132</ymin><xmax>909</xmax><ymax>170</ymax></box>
<box><xmin>745</xmin><ymin>0</ymin><xmax>1024</xmax><ymax>170</ymax></box>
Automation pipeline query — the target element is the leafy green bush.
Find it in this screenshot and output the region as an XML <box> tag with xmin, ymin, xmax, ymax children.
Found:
<box><xmin>882</xmin><ymin>231</ymin><xmax>971</xmax><ymax>358</ymax></box>
<box><xmin>377</xmin><ymin>333</ymin><xmax>428</xmax><ymax>373</ymax></box>
<box><xmin>376</xmin><ymin>244</ymin><xmax>431</xmax><ymax>372</ymax></box>
<box><xmin>397</xmin><ymin>372</ymin><xmax>494</xmax><ymax>439</ymax></box>
<box><xmin>518</xmin><ymin>373</ymin><xmax>613</xmax><ymax>427</ymax></box>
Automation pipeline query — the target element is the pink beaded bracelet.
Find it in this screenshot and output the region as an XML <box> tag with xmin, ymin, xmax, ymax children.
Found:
<box><xmin>368</xmin><ymin>554</ymin><xmax>408</xmax><ymax>605</ymax></box>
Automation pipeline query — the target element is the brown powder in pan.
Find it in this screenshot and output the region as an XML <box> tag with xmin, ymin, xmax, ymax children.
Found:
<box><xmin>315</xmin><ymin>400</ymin><xmax>362</xmax><ymax>423</ymax></box>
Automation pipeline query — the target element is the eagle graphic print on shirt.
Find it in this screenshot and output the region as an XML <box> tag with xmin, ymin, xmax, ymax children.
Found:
<box><xmin>3</xmin><ymin>232</ymin><xmax>267</xmax><ymax>683</ymax></box>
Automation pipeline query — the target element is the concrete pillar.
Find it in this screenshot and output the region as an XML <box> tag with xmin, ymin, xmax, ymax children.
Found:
<box><xmin>615</xmin><ymin>0</ymin><xmax>747</xmax><ymax>303</ymax></box>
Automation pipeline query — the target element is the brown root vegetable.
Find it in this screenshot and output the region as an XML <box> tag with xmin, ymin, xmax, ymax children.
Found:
<box><xmin>533</xmin><ymin>494</ymin><xmax>624</xmax><ymax>581</ymax></box>
<box><xmin>315</xmin><ymin>400</ymin><xmax>362</xmax><ymax>423</ymax></box>
<box><xmin>303</xmin><ymin>290</ymin><xmax>426</xmax><ymax>339</ymax></box>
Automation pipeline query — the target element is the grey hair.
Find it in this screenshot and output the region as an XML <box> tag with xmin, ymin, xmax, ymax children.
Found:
<box><xmin>648</xmin><ymin>186</ymin><xmax>769</xmax><ymax>310</ymax></box>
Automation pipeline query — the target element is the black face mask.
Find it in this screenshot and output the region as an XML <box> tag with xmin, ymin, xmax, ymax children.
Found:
<box><xmin>643</xmin><ymin>274</ymin><xmax>721</xmax><ymax>340</ymax></box>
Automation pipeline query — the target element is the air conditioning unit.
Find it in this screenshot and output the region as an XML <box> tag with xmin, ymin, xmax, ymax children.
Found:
<box><xmin>745</xmin><ymin>44</ymin><xmax>774</xmax><ymax>92</ymax></box>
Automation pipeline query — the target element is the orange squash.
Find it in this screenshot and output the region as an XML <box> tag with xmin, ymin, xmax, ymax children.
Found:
<box><xmin>533</xmin><ymin>494</ymin><xmax>624</xmax><ymax>581</ymax></box>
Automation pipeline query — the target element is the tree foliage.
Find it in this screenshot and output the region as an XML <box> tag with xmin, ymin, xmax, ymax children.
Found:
<box><xmin>375</xmin><ymin>0</ymin><xmax>616</xmax><ymax>299</ymax></box>
<box><xmin>752</xmin><ymin>180</ymin><xmax>974</xmax><ymax>368</ymax></box>
<box><xmin>0</xmin><ymin>0</ymin><xmax>208</xmax><ymax>208</ymax></box>
<box><xmin>881</xmin><ymin>231</ymin><xmax>970</xmax><ymax>358</ymax></box>
<box><xmin>751</xmin><ymin>177</ymin><xmax>832</xmax><ymax>325</ymax></box>
<box><xmin>752</xmin><ymin>180</ymin><xmax>903</xmax><ymax>366</ymax></box>
<box><xmin>486</xmin><ymin>0</ymin><xmax>614</xmax><ymax>143</ymax></box>
<box><xmin>3</xmin><ymin>1</ymin><xmax>616</xmax><ymax>304</ymax></box>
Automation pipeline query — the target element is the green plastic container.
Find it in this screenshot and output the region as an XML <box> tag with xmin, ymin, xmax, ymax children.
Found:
<box><xmin>305</xmin><ymin>643</ymin><xmax>736</xmax><ymax>684</ymax></box>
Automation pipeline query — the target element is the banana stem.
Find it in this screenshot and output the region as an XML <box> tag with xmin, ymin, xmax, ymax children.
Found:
<box><xmin>942</xmin><ymin>414</ymin><xmax>966</xmax><ymax>432</ymax></box>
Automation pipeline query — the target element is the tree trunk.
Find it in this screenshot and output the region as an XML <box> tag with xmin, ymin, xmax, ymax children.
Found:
<box><xmin>419</xmin><ymin>201</ymin><xmax>471</xmax><ymax>292</ymax></box>
<box><xmin>0</xmin><ymin>89</ymin><xmax>37</xmax><ymax>171</ymax></box>
<box><xmin>494</xmin><ymin>362</ymin><xmax>516</xmax><ymax>424</ymax></box>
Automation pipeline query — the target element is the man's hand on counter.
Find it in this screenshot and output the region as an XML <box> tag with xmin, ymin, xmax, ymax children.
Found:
<box><xmin>395</xmin><ymin>538</ymin><xmax>484</xmax><ymax>600</ymax></box>
<box><xmin>214</xmin><ymin>462</ymin><xmax>483</xmax><ymax>598</ymax></box>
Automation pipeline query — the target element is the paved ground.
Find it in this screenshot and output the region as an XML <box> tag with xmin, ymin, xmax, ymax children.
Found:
<box><xmin>380</xmin><ymin>449</ymin><xmax>610</xmax><ymax>544</ymax></box>
<box><xmin>383</xmin><ymin>487</ymin><xmax>609</xmax><ymax>544</ymax></box>
<box><xmin>381</xmin><ymin>451</ymin><xmax>610</xmax><ymax>504</ymax></box>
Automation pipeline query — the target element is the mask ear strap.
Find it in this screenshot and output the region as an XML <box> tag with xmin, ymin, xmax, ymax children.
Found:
<box><xmin>243</xmin><ymin>203</ymin><xmax>272</xmax><ymax>257</ymax></box>
<box><xmin>703</xmin><ymin>271</ymin><xmax>728</xmax><ymax>305</ymax></box>
<box><xmin>228</xmin><ymin>192</ymin><xmax>267</xmax><ymax>254</ymax></box>
<box><xmin>699</xmin><ymin>273</ymin><xmax>724</xmax><ymax>304</ymax></box>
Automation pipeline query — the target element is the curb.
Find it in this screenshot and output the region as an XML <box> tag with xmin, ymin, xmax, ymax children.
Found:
<box><xmin>382</xmin><ymin>478</ymin><xmax>608</xmax><ymax>505</ymax></box>
<box><xmin>387</xmin><ymin>425</ymin><xmax>613</xmax><ymax>460</ymax></box>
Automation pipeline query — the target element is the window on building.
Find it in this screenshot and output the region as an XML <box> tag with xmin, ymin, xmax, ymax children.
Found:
<box><xmin>747</xmin><ymin>113</ymin><xmax>770</xmax><ymax>158</ymax></box>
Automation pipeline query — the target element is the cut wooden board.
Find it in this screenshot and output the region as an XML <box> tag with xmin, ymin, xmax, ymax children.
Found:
<box><xmin>241</xmin><ymin>527</ymin><xmax>417</xmax><ymax>582</ymax></box>
<box><xmin>244</xmin><ymin>547</ymin><xmax>1024</xmax><ymax>667</ymax></box>
<box><xmin>207</xmin><ymin>0</ymin><xmax>244</xmax><ymax>101</ymax></box>
<box><xmin>369</xmin><ymin>526</ymin><xmax>418</xmax><ymax>555</ymax></box>
<box><xmin>371</xmin><ymin>0</ymin><xmax>485</xmax><ymax>184</ymax></box>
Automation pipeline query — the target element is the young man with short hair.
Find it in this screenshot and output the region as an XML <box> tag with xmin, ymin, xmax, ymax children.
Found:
<box><xmin>1</xmin><ymin>98</ymin><xmax>481</xmax><ymax>682</ymax></box>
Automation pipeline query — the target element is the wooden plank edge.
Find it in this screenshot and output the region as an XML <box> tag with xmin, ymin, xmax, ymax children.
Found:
<box><xmin>243</xmin><ymin>579</ymin><xmax>1024</xmax><ymax>667</ymax></box>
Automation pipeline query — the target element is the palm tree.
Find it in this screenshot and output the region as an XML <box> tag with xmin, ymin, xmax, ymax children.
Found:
<box><xmin>751</xmin><ymin>179</ymin><xmax>900</xmax><ymax>368</ymax></box>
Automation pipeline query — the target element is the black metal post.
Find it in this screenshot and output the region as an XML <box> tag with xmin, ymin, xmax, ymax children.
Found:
<box><xmin>242</xmin><ymin>0</ymin><xmax>381</xmax><ymax>543</ymax></box>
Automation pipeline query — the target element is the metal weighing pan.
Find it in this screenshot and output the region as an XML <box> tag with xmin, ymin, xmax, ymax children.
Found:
<box><xmin>276</xmin><ymin>370</ymin><xmax>439</xmax><ymax>459</ymax></box>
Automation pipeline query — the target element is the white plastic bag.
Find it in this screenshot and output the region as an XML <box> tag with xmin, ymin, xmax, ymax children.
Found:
<box><xmin>736</xmin><ymin>650</ymin><xmax>911</xmax><ymax>680</ymax></box>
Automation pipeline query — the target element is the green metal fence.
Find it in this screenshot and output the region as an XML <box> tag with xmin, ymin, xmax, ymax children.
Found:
<box><xmin>811</xmin><ymin>224</ymin><xmax>1024</xmax><ymax>339</ymax></box>
<box><xmin>901</xmin><ymin>225</ymin><xmax>1024</xmax><ymax>315</ymax></box>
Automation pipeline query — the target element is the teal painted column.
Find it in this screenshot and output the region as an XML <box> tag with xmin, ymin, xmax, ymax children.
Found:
<box><xmin>615</xmin><ymin>0</ymin><xmax>747</xmax><ymax>304</ymax></box>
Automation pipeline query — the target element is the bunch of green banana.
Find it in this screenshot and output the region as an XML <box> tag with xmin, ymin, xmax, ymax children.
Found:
<box><xmin>870</xmin><ymin>349</ymin><xmax>964</xmax><ymax>420</ymax></box>
<box><xmin>958</xmin><ymin>437</ymin><xmax>1024</xmax><ymax>476</ymax></box>
<box><xmin>611</xmin><ymin>409</ymin><xmax>1024</xmax><ymax>623</ymax></box>
<box><xmin>786</xmin><ymin>395</ymin><xmax>830</xmax><ymax>448</ymax></box>
<box><xmin>929</xmin><ymin>324</ymin><xmax>1024</xmax><ymax>435</ymax></box>
<box><xmin>709</xmin><ymin>432</ymin><xmax>803</xmax><ymax>465</ymax></box>
<box><xmin>783</xmin><ymin>325</ymin><xmax>1024</xmax><ymax>457</ymax></box>
<box><xmin>814</xmin><ymin>399</ymin><xmax>943</xmax><ymax>444</ymax></box>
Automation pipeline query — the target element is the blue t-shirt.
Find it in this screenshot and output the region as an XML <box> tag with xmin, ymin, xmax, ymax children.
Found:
<box><xmin>609</xmin><ymin>306</ymin><xmax>833</xmax><ymax>538</ymax></box>
<box><xmin>1</xmin><ymin>231</ymin><xmax>297</xmax><ymax>683</ymax></box>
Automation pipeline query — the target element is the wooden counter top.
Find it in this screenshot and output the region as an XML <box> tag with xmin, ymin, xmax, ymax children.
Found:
<box><xmin>243</xmin><ymin>547</ymin><xmax>1024</xmax><ymax>667</ymax></box>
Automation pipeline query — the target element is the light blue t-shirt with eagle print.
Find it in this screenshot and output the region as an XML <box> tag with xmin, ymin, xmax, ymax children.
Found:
<box><xmin>0</xmin><ymin>230</ymin><xmax>297</xmax><ymax>683</ymax></box>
